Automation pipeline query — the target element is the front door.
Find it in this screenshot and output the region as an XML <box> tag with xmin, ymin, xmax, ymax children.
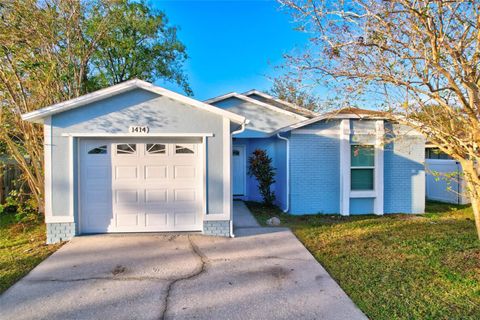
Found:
<box><xmin>232</xmin><ymin>146</ymin><xmax>246</xmax><ymax>196</ymax></box>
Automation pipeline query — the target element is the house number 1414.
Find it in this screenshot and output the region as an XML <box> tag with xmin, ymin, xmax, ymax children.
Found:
<box><xmin>129</xmin><ymin>126</ymin><xmax>149</xmax><ymax>133</ymax></box>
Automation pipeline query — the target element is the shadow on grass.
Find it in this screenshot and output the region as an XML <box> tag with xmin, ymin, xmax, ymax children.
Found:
<box><xmin>246</xmin><ymin>200</ymin><xmax>473</xmax><ymax>228</ymax></box>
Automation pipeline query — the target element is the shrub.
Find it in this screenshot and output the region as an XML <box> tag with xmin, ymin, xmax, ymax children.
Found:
<box><xmin>248</xmin><ymin>149</ymin><xmax>276</xmax><ymax>206</ymax></box>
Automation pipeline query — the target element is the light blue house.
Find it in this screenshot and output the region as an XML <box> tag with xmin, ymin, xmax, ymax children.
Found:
<box><xmin>207</xmin><ymin>91</ymin><xmax>425</xmax><ymax>216</ymax></box>
<box><xmin>22</xmin><ymin>80</ymin><xmax>425</xmax><ymax>244</ymax></box>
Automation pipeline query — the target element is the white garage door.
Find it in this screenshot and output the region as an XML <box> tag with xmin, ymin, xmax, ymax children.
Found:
<box><xmin>79</xmin><ymin>138</ymin><xmax>203</xmax><ymax>233</ymax></box>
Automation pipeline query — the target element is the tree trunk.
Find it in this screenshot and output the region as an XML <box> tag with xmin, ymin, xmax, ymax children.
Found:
<box><xmin>470</xmin><ymin>194</ymin><xmax>480</xmax><ymax>240</ymax></box>
<box><xmin>461</xmin><ymin>160</ymin><xmax>480</xmax><ymax>240</ymax></box>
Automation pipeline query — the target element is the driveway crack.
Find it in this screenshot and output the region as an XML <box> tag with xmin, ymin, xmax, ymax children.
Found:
<box><xmin>159</xmin><ymin>235</ymin><xmax>207</xmax><ymax>320</ymax></box>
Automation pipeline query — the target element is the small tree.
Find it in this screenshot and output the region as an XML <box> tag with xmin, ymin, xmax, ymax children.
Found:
<box><xmin>248</xmin><ymin>149</ymin><xmax>276</xmax><ymax>206</ymax></box>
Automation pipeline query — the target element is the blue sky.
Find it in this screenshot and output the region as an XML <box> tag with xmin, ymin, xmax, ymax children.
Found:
<box><xmin>153</xmin><ymin>0</ymin><xmax>309</xmax><ymax>100</ymax></box>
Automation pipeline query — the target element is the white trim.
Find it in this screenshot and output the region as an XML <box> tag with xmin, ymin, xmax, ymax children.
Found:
<box><xmin>203</xmin><ymin>214</ymin><xmax>232</xmax><ymax>221</ymax></box>
<box><xmin>77</xmin><ymin>139</ymin><xmax>82</xmax><ymax>233</ymax></box>
<box><xmin>45</xmin><ymin>216</ymin><xmax>75</xmax><ymax>223</ymax></box>
<box><xmin>43</xmin><ymin>117</ymin><xmax>53</xmax><ymax>219</ymax></box>
<box><xmin>61</xmin><ymin>133</ymin><xmax>214</xmax><ymax>138</ymax></box>
<box><xmin>350</xmin><ymin>190</ymin><xmax>376</xmax><ymax>198</ymax></box>
<box><xmin>205</xmin><ymin>92</ymin><xmax>308</xmax><ymax>121</ymax></box>
<box><xmin>22</xmin><ymin>79</ymin><xmax>246</xmax><ymax>124</ymax></box>
<box><xmin>339</xmin><ymin>119</ymin><xmax>351</xmax><ymax>216</ymax></box>
<box><xmin>202</xmin><ymin>137</ymin><xmax>208</xmax><ymax>215</ymax></box>
<box><xmin>374</xmin><ymin>120</ymin><xmax>384</xmax><ymax>215</ymax></box>
<box><xmin>279</xmin><ymin>112</ymin><xmax>385</xmax><ymax>133</ymax></box>
<box><xmin>291</xmin><ymin>129</ymin><xmax>339</xmax><ymax>136</ymax></box>
<box><xmin>243</xmin><ymin>90</ymin><xmax>296</xmax><ymax>109</ymax></box>
<box><xmin>204</xmin><ymin>92</ymin><xmax>238</xmax><ymax>104</ymax></box>
<box><xmin>68</xmin><ymin>136</ymin><xmax>74</xmax><ymax>218</ymax></box>
<box><xmin>223</xmin><ymin>118</ymin><xmax>232</xmax><ymax>219</ymax></box>
<box><xmin>276</xmin><ymin>133</ymin><xmax>290</xmax><ymax>213</ymax></box>
<box><xmin>203</xmin><ymin>118</ymin><xmax>234</xmax><ymax>222</ymax></box>
<box><xmin>217</xmin><ymin>118</ymin><xmax>232</xmax><ymax>221</ymax></box>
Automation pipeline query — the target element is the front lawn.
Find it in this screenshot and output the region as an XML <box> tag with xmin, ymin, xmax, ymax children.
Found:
<box><xmin>246</xmin><ymin>201</ymin><xmax>480</xmax><ymax>320</ymax></box>
<box><xmin>0</xmin><ymin>213</ymin><xmax>61</xmax><ymax>293</ymax></box>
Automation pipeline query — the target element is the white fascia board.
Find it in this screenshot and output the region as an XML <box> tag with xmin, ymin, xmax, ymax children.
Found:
<box><xmin>243</xmin><ymin>89</ymin><xmax>303</xmax><ymax>111</ymax></box>
<box><xmin>205</xmin><ymin>92</ymin><xmax>308</xmax><ymax>121</ymax></box>
<box><xmin>203</xmin><ymin>92</ymin><xmax>239</xmax><ymax>104</ymax></box>
<box><xmin>61</xmin><ymin>133</ymin><xmax>214</xmax><ymax>137</ymax></box>
<box><xmin>278</xmin><ymin>113</ymin><xmax>386</xmax><ymax>133</ymax></box>
<box><xmin>45</xmin><ymin>216</ymin><xmax>75</xmax><ymax>223</ymax></box>
<box><xmin>21</xmin><ymin>79</ymin><xmax>140</xmax><ymax>123</ymax></box>
<box><xmin>135</xmin><ymin>81</ymin><xmax>245</xmax><ymax>124</ymax></box>
<box><xmin>22</xmin><ymin>79</ymin><xmax>246</xmax><ymax>125</ymax></box>
<box><xmin>234</xmin><ymin>94</ymin><xmax>308</xmax><ymax>120</ymax></box>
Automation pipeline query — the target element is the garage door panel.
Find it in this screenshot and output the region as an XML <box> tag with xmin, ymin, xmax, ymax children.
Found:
<box><xmin>145</xmin><ymin>166</ymin><xmax>167</xmax><ymax>179</ymax></box>
<box><xmin>115</xmin><ymin>189</ymin><xmax>139</xmax><ymax>204</ymax></box>
<box><xmin>174</xmin><ymin>189</ymin><xmax>196</xmax><ymax>201</ymax></box>
<box><xmin>86</xmin><ymin>213</ymin><xmax>112</xmax><ymax>232</ymax></box>
<box><xmin>174</xmin><ymin>166</ymin><xmax>196</xmax><ymax>179</ymax></box>
<box><xmin>115</xmin><ymin>166</ymin><xmax>138</xmax><ymax>180</ymax></box>
<box><xmin>145</xmin><ymin>212</ymin><xmax>168</xmax><ymax>227</ymax></box>
<box><xmin>86</xmin><ymin>166</ymin><xmax>109</xmax><ymax>179</ymax></box>
<box><xmin>85</xmin><ymin>191</ymin><xmax>110</xmax><ymax>204</ymax></box>
<box><xmin>174</xmin><ymin>211</ymin><xmax>197</xmax><ymax>226</ymax></box>
<box><xmin>116</xmin><ymin>213</ymin><xmax>140</xmax><ymax>227</ymax></box>
<box><xmin>145</xmin><ymin>189</ymin><xmax>168</xmax><ymax>203</ymax></box>
<box><xmin>81</xmin><ymin>140</ymin><xmax>203</xmax><ymax>233</ymax></box>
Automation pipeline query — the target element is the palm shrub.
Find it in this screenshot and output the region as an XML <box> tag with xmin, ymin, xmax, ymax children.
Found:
<box><xmin>248</xmin><ymin>149</ymin><xmax>276</xmax><ymax>206</ymax></box>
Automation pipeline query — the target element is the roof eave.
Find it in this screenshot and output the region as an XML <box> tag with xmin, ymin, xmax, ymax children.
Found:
<box><xmin>278</xmin><ymin>113</ymin><xmax>388</xmax><ymax>133</ymax></box>
<box><xmin>22</xmin><ymin>79</ymin><xmax>246</xmax><ymax>125</ymax></box>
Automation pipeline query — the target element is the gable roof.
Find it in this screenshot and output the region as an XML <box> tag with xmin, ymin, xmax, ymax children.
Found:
<box><xmin>278</xmin><ymin>107</ymin><xmax>388</xmax><ymax>133</ymax></box>
<box><xmin>242</xmin><ymin>89</ymin><xmax>319</xmax><ymax>119</ymax></box>
<box><xmin>205</xmin><ymin>92</ymin><xmax>307</xmax><ymax>136</ymax></box>
<box><xmin>22</xmin><ymin>79</ymin><xmax>246</xmax><ymax>124</ymax></box>
<box><xmin>204</xmin><ymin>92</ymin><xmax>308</xmax><ymax>121</ymax></box>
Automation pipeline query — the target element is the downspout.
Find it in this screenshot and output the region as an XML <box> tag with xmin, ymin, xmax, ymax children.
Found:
<box><xmin>277</xmin><ymin>132</ymin><xmax>290</xmax><ymax>213</ymax></box>
<box><xmin>229</xmin><ymin>120</ymin><xmax>249</xmax><ymax>238</ymax></box>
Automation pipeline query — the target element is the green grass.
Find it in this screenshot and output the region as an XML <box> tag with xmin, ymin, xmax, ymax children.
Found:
<box><xmin>246</xmin><ymin>201</ymin><xmax>480</xmax><ymax>320</ymax></box>
<box><xmin>0</xmin><ymin>213</ymin><xmax>61</xmax><ymax>293</ymax></box>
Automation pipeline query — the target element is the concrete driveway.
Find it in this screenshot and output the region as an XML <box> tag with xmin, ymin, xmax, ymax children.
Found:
<box><xmin>0</xmin><ymin>202</ymin><xmax>366</xmax><ymax>320</ymax></box>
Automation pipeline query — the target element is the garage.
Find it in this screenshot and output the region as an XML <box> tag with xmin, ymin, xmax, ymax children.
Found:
<box><xmin>21</xmin><ymin>79</ymin><xmax>246</xmax><ymax>243</ymax></box>
<box><xmin>80</xmin><ymin>138</ymin><xmax>203</xmax><ymax>233</ymax></box>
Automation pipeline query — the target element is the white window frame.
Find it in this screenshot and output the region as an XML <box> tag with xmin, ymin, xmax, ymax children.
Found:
<box><xmin>350</xmin><ymin>144</ymin><xmax>375</xmax><ymax>192</ymax></box>
<box><xmin>340</xmin><ymin>119</ymin><xmax>384</xmax><ymax>215</ymax></box>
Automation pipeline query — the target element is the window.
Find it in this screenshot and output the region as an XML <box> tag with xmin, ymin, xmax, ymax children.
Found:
<box><xmin>146</xmin><ymin>143</ymin><xmax>166</xmax><ymax>154</ymax></box>
<box><xmin>425</xmin><ymin>147</ymin><xmax>452</xmax><ymax>160</ymax></box>
<box><xmin>116</xmin><ymin>144</ymin><xmax>136</xmax><ymax>155</ymax></box>
<box><xmin>175</xmin><ymin>144</ymin><xmax>194</xmax><ymax>154</ymax></box>
<box><xmin>88</xmin><ymin>145</ymin><xmax>107</xmax><ymax>154</ymax></box>
<box><xmin>233</xmin><ymin>150</ymin><xmax>240</xmax><ymax>156</ymax></box>
<box><xmin>351</xmin><ymin>145</ymin><xmax>374</xmax><ymax>190</ymax></box>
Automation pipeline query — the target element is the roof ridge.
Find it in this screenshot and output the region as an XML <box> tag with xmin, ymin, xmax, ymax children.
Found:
<box><xmin>242</xmin><ymin>89</ymin><xmax>319</xmax><ymax>118</ymax></box>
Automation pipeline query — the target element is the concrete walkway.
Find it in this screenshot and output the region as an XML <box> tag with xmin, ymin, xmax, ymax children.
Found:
<box><xmin>0</xmin><ymin>203</ymin><xmax>367</xmax><ymax>320</ymax></box>
<box><xmin>233</xmin><ymin>200</ymin><xmax>260</xmax><ymax>229</ymax></box>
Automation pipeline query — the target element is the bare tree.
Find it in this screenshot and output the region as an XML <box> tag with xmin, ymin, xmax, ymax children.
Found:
<box><xmin>279</xmin><ymin>0</ymin><xmax>480</xmax><ymax>238</ymax></box>
<box><xmin>269</xmin><ymin>77</ymin><xmax>322</xmax><ymax>111</ymax></box>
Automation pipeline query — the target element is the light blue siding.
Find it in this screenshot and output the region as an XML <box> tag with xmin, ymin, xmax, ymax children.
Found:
<box><xmin>350</xmin><ymin>198</ymin><xmax>374</xmax><ymax>214</ymax></box>
<box><xmin>212</xmin><ymin>96</ymin><xmax>301</xmax><ymax>138</ymax></box>
<box><xmin>384</xmin><ymin>124</ymin><xmax>425</xmax><ymax>213</ymax></box>
<box><xmin>287</xmin><ymin>120</ymin><xmax>424</xmax><ymax>215</ymax></box>
<box><xmin>50</xmin><ymin>88</ymin><xmax>227</xmax><ymax>219</ymax></box>
<box><xmin>233</xmin><ymin>137</ymin><xmax>287</xmax><ymax>209</ymax></box>
<box><xmin>289</xmin><ymin>132</ymin><xmax>341</xmax><ymax>214</ymax></box>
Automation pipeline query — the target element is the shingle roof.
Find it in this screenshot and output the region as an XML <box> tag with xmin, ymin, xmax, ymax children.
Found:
<box><xmin>242</xmin><ymin>90</ymin><xmax>319</xmax><ymax>119</ymax></box>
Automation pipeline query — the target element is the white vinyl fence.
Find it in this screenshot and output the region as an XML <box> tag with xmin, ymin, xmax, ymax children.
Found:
<box><xmin>425</xmin><ymin>159</ymin><xmax>470</xmax><ymax>205</ymax></box>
